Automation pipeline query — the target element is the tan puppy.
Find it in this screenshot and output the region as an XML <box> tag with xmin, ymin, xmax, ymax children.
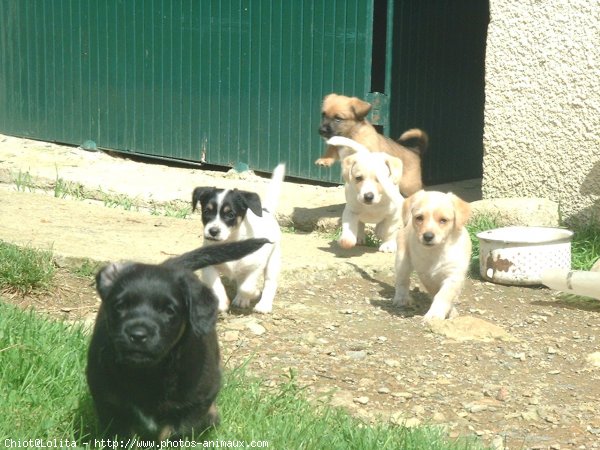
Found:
<box><xmin>393</xmin><ymin>190</ymin><xmax>472</xmax><ymax>321</ymax></box>
<box><xmin>315</xmin><ymin>93</ymin><xmax>427</xmax><ymax>197</ymax></box>
<box><xmin>329</xmin><ymin>136</ymin><xmax>404</xmax><ymax>253</ymax></box>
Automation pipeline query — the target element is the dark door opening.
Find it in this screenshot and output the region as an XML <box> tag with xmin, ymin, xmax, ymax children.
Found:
<box><xmin>388</xmin><ymin>0</ymin><xmax>489</xmax><ymax>185</ymax></box>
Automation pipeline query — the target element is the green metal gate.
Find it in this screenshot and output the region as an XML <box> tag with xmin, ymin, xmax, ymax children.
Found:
<box><xmin>0</xmin><ymin>0</ymin><xmax>487</xmax><ymax>185</ymax></box>
<box><xmin>0</xmin><ymin>0</ymin><xmax>376</xmax><ymax>183</ymax></box>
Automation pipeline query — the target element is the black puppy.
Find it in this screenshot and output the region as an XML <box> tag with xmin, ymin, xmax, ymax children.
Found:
<box><xmin>86</xmin><ymin>238</ymin><xmax>269</xmax><ymax>440</ymax></box>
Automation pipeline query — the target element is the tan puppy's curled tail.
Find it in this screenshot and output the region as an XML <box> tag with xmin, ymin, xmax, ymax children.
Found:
<box><xmin>398</xmin><ymin>129</ymin><xmax>428</xmax><ymax>156</ymax></box>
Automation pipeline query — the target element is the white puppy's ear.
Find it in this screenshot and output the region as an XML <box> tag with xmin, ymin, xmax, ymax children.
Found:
<box><xmin>341</xmin><ymin>154</ymin><xmax>357</xmax><ymax>182</ymax></box>
<box><xmin>449</xmin><ymin>193</ymin><xmax>471</xmax><ymax>229</ymax></box>
<box><xmin>402</xmin><ymin>193</ymin><xmax>414</xmax><ymax>225</ymax></box>
<box><xmin>384</xmin><ymin>155</ymin><xmax>403</xmax><ymax>186</ymax></box>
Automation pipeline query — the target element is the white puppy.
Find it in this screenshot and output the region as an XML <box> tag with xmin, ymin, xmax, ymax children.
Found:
<box><xmin>393</xmin><ymin>190</ymin><xmax>472</xmax><ymax>321</ymax></box>
<box><xmin>327</xmin><ymin>136</ymin><xmax>404</xmax><ymax>253</ymax></box>
<box><xmin>191</xmin><ymin>164</ymin><xmax>285</xmax><ymax>313</ymax></box>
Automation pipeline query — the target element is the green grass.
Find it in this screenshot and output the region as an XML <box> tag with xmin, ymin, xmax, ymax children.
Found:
<box><xmin>570</xmin><ymin>223</ymin><xmax>600</xmax><ymax>270</ymax></box>
<box><xmin>0</xmin><ymin>302</ymin><xmax>487</xmax><ymax>449</ymax></box>
<box><xmin>101</xmin><ymin>192</ymin><xmax>140</xmax><ymax>211</ymax></box>
<box><xmin>0</xmin><ymin>241</ymin><xmax>55</xmax><ymax>294</ymax></box>
<box><xmin>54</xmin><ymin>170</ymin><xmax>86</xmax><ymax>200</ymax></box>
<box><xmin>68</xmin><ymin>259</ymin><xmax>102</xmax><ymax>279</ymax></box>
<box><xmin>11</xmin><ymin>169</ymin><xmax>36</xmax><ymax>192</ymax></box>
<box><xmin>0</xmin><ymin>302</ymin><xmax>95</xmax><ymax>442</ymax></box>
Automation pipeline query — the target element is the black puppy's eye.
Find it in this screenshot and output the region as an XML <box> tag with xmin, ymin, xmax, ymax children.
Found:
<box><xmin>113</xmin><ymin>299</ymin><xmax>127</xmax><ymax>314</ymax></box>
<box><xmin>163</xmin><ymin>304</ymin><xmax>178</xmax><ymax>317</ymax></box>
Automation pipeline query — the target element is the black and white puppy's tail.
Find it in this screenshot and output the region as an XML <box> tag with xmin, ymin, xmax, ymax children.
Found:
<box><xmin>326</xmin><ymin>136</ymin><xmax>371</xmax><ymax>159</ymax></box>
<box><xmin>163</xmin><ymin>238</ymin><xmax>271</xmax><ymax>271</ymax></box>
<box><xmin>262</xmin><ymin>163</ymin><xmax>286</xmax><ymax>215</ymax></box>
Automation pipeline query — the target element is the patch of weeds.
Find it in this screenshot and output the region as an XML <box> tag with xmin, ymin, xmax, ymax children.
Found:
<box><xmin>54</xmin><ymin>176</ymin><xmax>85</xmax><ymax>200</ymax></box>
<box><xmin>11</xmin><ymin>169</ymin><xmax>36</xmax><ymax>192</ymax></box>
<box><xmin>69</xmin><ymin>259</ymin><xmax>102</xmax><ymax>279</ymax></box>
<box><xmin>101</xmin><ymin>192</ymin><xmax>139</xmax><ymax>211</ymax></box>
<box><xmin>0</xmin><ymin>241</ymin><xmax>55</xmax><ymax>294</ymax></box>
<box><xmin>163</xmin><ymin>203</ymin><xmax>192</xmax><ymax>219</ymax></box>
<box><xmin>570</xmin><ymin>222</ymin><xmax>600</xmax><ymax>270</ymax></box>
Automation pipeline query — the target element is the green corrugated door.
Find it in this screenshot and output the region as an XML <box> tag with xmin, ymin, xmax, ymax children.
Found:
<box><xmin>0</xmin><ymin>0</ymin><xmax>376</xmax><ymax>183</ymax></box>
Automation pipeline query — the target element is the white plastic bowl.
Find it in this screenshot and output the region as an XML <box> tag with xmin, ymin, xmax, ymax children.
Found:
<box><xmin>476</xmin><ymin>226</ymin><xmax>573</xmax><ymax>286</ymax></box>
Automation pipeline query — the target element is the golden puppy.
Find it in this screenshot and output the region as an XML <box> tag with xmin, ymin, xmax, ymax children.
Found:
<box><xmin>315</xmin><ymin>93</ymin><xmax>427</xmax><ymax>197</ymax></box>
<box><xmin>331</xmin><ymin>136</ymin><xmax>404</xmax><ymax>253</ymax></box>
<box><xmin>393</xmin><ymin>190</ymin><xmax>472</xmax><ymax>321</ymax></box>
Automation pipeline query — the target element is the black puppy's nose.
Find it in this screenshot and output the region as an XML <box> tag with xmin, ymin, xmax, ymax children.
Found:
<box><xmin>423</xmin><ymin>232</ymin><xmax>435</xmax><ymax>243</ymax></box>
<box><xmin>319</xmin><ymin>124</ymin><xmax>331</xmax><ymax>137</ymax></box>
<box><xmin>208</xmin><ymin>226</ymin><xmax>220</xmax><ymax>237</ymax></box>
<box><xmin>127</xmin><ymin>326</ymin><xmax>148</xmax><ymax>343</ymax></box>
<box><xmin>363</xmin><ymin>192</ymin><xmax>374</xmax><ymax>203</ymax></box>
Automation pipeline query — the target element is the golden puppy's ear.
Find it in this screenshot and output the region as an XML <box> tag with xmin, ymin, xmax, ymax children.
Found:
<box><xmin>385</xmin><ymin>155</ymin><xmax>404</xmax><ymax>186</ymax></box>
<box><xmin>402</xmin><ymin>193</ymin><xmax>414</xmax><ymax>225</ymax></box>
<box><xmin>341</xmin><ymin>154</ymin><xmax>357</xmax><ymax>183</ymax></box>
<box><xmin>403</xmin><ymin>190</ymin><xmax>425</xmax><ymax>225</ymax></box>
<box><xmin>450</xmin><ymin>193</ymin><xmax>472</xmax><ymax>229</ymax></box>
<box><xmin>349</xmin><ymin>97</ymin><xmax>372</xmax><ymax>120</ymax></box>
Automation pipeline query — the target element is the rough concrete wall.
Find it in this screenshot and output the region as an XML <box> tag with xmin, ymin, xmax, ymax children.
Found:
<box><xmin>482</xmin><ymin>0</ymin><xmax>600</xmax><ymax>225</ymax></box>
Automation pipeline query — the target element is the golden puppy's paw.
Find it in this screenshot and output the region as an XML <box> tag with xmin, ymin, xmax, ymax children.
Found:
<box><xmin>315</xmin><ymin>157</ymin><xmax>335</xmax><ymax>167</ymax></box>
<box><xmin>378</xmin><ymin>240</ymin><xmax>397</xmax><ymax>253</ymax></box>
<box><xmin>338</xmin><ymin>236</ymin><xmax>357</xmax><ymax>249</ymax></box>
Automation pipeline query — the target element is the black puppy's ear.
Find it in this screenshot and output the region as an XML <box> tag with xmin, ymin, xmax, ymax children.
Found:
<box><xmin>192</xmin><ymin>187</ymin><xmax>216</xmax><ymax>212</ymax></box>
<box><xmin>180</xmin><ymin>273</ymin><xmax>218</xmax><ymax>336</ymax></box>
<box><xmin>239</xmin><ymin>191</ymin><xmax>263</xmax><ymax>217</ymax></box>
<box><xmin>95</xmin><ymin>262</ymin><xmax>134</xmax><ymax>301</ymax></box>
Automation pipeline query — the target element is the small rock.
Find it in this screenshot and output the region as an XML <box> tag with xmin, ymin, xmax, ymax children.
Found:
<box><xmin>377</xmin><ymin>387</ymin><xmax>391</xmax><ymax>394</ymax></box>
<box><xmin>353</xmin><ymin>396</ymin><xmax>369</xmax><ymax>405</ymax></box>
<box><xmin>246</xmin><ymin>322</ymin><xmax>266</xmax><ymax>336</ymax></box>
<box><xmin>495</xmin><ymin>386</ymin><xmax>509</xmax><ymax>402</ymax></box>
<box><xmin>521</xmin><ymin>408</ymin><xmax>540</xmax><ymax>421</ymax></box>
<box><xmin>392</xmin><ymin>391</ymin><xmax>413</xmax><ymax>399</ymax></box>
<box><xmin>384</xmin><ymin>359</ymin><xmax>400</xmax><ymax>367</ymax></box>
<box><xmin>586</xmin><ymin>352</ymin><xmax>600</xmax><ymax>368</ymax></box>
<box><xmin>222</xmin><ymin>331</ymin><xmax>240</xmax><ymax>342</ymax></box>
<box><xmin>345</xmin><ymin>350</ymin><xmax>367</xmax><ymax>360</ymax></box>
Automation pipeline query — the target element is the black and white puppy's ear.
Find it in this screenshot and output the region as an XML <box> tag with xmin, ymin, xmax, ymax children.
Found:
<box><xmin>95</xmin><ymin>262</ymin><xmax>135</xmax><ymax>301</ymax></box>
<box><xmin>237</xmin><ymin>190</ymin><xmax>263</xmax><ymax>217</ymax></box>
<box><xmin>192</xmin><ymin>187</ymin><xmax>217</xmax><ymax>212</ymax></box>
<box><xmin>179</xmin><ymin>273</ymin><xmax>218</xmax><ymax>336</ymax></box>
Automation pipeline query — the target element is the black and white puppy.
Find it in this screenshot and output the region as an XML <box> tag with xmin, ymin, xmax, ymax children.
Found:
<box><xmin>191</xmin><ymin>164</ymin><xmax>285</xmax><ymax>314</ymax></box>
<box><xmin>86</xmin><ymin>238</ymin><xmax>269</xmax><ymax>440</ymax></box>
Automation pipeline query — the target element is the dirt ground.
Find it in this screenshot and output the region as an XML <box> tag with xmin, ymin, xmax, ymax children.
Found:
<box><xmin>2</xmin><ymin>194</ymin><xmax>600</xmax><ymax>450</ymax></box>
<box><xmin>1</xmin><ymin>138</ymin><xmax>599</xmax><ymax>450</ymax></box>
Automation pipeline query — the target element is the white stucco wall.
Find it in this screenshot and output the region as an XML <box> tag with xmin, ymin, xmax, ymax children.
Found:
<box><xmin>482</xmin><ymin>0</ymin><xmax>600</xmax><ymax>224</ymax></box>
